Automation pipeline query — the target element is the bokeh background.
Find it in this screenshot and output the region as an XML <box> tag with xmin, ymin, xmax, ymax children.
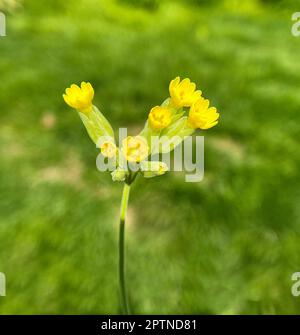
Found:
<box><xmin>0</xmin><ymin>0</ymin><xmax>300</xmax><ymax>314</ymax></box>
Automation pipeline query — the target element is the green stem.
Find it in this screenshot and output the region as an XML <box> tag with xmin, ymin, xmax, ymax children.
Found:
<box><xmin>119</xmin><ymin>182</ymin><xmax>131</xmax><ymax>314</ymax></box>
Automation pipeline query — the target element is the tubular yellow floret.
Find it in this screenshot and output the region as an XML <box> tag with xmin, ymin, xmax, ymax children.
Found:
<box><xmin>148</xmin><ymin>106</ymin><xmax>172</xmax><ymax>130</ymax></box>
<box><xmin>100</xmin><ymin>141</ymin><xmax>117</xmax><ymax>158</ymax></box>
<box><xmin>63</xmin><ymin>81</ymin><xmax>94</xmax><ymax>113</ymax></box>
<box><xmin>121</xmin><ymin>136</ymin><xmax>149</xmax><ymax>163</ymax></box>
<box><xmin>169</xmin><ymin>76</ymin><xmax>202</xmax><ymax>108</ymax></box>
<box><xmin>188</xmin><ymin>97</ymin><xmax>219</xmax><ymax>129</ymax></box>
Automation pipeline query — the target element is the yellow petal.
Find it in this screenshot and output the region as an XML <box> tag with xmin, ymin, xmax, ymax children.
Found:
<box><xmin>63</xmin><ymin>93</ymin><xmax>75</xmax><ymax>108</ymax></box>
<box><xmin>202</xmin><ymin>120</ymin><xmax>219</xmax><ymax>129</ymax></box>
<box><xmin>169</xmin><ymin>76</ymin><xmax>180</xmax><ymax>92</ymax></box>
<box><xmin>70</xmin><ymin>84</ymin><xmax>81</xmax><ymax>94</ymax></box>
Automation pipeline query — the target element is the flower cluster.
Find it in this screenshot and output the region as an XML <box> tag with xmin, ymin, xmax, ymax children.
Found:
<box><xmin>63</xmin><ymin>77</ymin><xmax>219</xmax><ymax>182</ymax></box>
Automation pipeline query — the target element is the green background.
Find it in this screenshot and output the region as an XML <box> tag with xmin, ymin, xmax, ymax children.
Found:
<box><xmin>0</xmin><ymin>0</ymin><xmax>300</xmax><ymax>314</ymax></box>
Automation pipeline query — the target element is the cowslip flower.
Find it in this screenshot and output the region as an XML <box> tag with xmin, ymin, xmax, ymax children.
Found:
<box><xmin>100</xmin><ymin>141</ymin><xmax>117</xmax><ymax>158</ymax></box>
<box><xmin>63</xmin><ymin>83</ymin><xmax>114</xmax><ymax>146</ymax></box>
<box><xmin>121</xmin><ymin>136</ymin><xmax>149</xmax><ymax>163</ymax></box>
<box><xmin>169</xmin><ymin>76</ymin><xmax>202</xmax><ymax>108</ymax></box>
<box><xmin>63</xmin><ymin>77</ymin><xmax>219</xmax><ymax>315</ymax></box>
<box><xmin>63</xmin><ymin>82</ymin><xmax>94</xmax><ymax>114</ymax></box>
<box><xmin>187</xmin><ymin>97</ymin><xmax>219</xmax><ymax>129</ymax></box>
<box><xmin>148</xmin><ymin>106</ymin><xmax>172</xmax><ymax>130</ymax></box>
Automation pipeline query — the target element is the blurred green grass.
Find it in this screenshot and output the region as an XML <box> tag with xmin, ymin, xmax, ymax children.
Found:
<box><xmin>0</xmin><ymin>0</ymin><xmax>300</xmax><ymax>314</ymax></box>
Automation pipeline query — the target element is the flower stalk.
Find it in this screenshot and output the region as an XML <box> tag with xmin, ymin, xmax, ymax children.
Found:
<box><xmin>119</xmin><ymin>182</ymin><xmax>131</xmax><ymax>314</ymax></box>
<box><xmin>63</xmin><ymin>77</ymin><xmax>219</xmax><ymax>314</ymax></box>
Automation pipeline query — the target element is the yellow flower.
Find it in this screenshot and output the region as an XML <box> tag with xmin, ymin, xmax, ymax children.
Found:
<box><xmin>63</xmin><ymin>82</ymin><xmax>94</xmax><ymax>113</ymax></box>
<box><xmin>148</xmin><ymin>106</ymin><xmax>172</xmax><ymax>130</ymax></box>
<box><xmin>187</xmin><ymin>98</ymin><xmax>219</xmax><ymax>129</ymax></box>
<box><xmin>169</xmin><ymin>77</ymin><xmax>202</xmax><ymax>108</ymax></box>
<box><xmin>100</xmin><ymin>141</ymin><xmax>117</xmax><ymax>158</ymax></box>
<box><xmin>121</xmin><ymin>136</ymin><xmax>149</xmax><ymax>163</ymax></box>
